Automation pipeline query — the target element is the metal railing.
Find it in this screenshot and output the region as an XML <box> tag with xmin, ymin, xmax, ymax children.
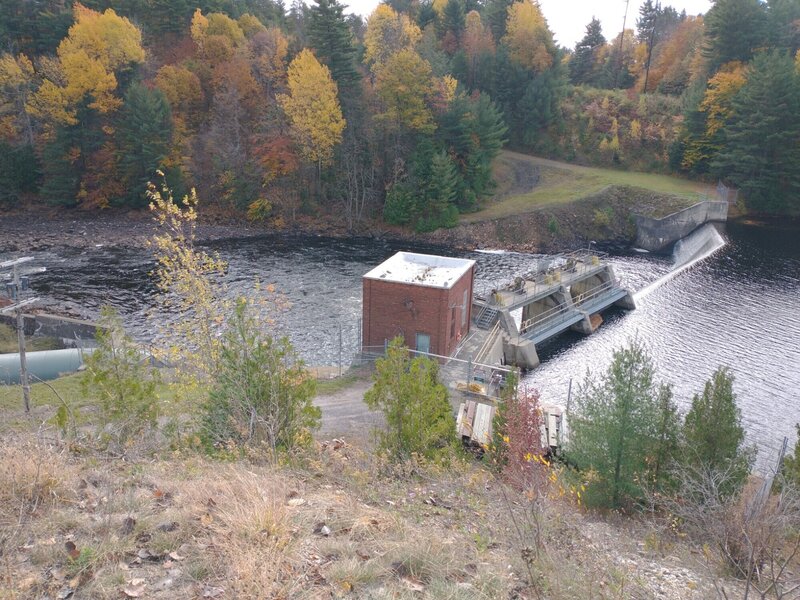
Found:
<box><xmin>475</xmin><ymin>251</ymin><xmax>608</xmax><ymax>309</ymax></box>
<box><xmin>519</xmin><ymin>279</ymin><xmax>619</xmax><ymax>335</ymax></box>
<box><xmin>474</xmin><ymin>321</ymin><xmax>502</xmax><ymax>365</ymax></box>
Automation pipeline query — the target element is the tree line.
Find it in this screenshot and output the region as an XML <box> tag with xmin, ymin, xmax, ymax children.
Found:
<box><xmin>0</xmin><ymin>0</ymin><xmax>798</xmax><ymax>225</ymax></box>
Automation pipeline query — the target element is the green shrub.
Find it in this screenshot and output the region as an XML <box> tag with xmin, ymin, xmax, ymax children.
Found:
<box><xmin>364</xmin><ymin>337</ymin><xmax>458</xmax><ymax>462</ymax></box>
<box><xmin>383</xmin><ymin>183</ymin><xmax>416</xmax><ymax>225</ymax></box>
<box><xmin>201</xmin><ymin>300</ymin><xmax>320</xmax><ymax>455</ymax></box>
<box><xmin>81</xmin><ymin>307</ymin><xmax>160</xmax><ymax>451</ymax></box>
<box><xmin>547</xmin><ymin>215</ymin><xmax>560</xmax><ymax>235</ymax></box>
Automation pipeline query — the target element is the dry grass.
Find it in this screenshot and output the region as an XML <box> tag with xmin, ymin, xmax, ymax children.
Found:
<box><xmin>0</xmin><ymin>428</ymin><xmax>739</xmax><ymax>600</ymax></box>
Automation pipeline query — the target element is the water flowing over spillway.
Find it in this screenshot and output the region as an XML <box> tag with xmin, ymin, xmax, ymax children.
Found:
<box><xmin>10</xmin><ymin>221</ymin><xmax>800</xmax><ymax>468</ymax></box>
<box><xmin>635</xmin><ymin>224</ymin><xmax>727</xmax><ymax>301</ymax></box>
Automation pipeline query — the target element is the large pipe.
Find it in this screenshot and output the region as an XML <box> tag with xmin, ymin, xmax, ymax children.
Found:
<box><xmin>0</xmin><ymin>348</ymin><xmax>94</xmax><ymax>385</ymax></box>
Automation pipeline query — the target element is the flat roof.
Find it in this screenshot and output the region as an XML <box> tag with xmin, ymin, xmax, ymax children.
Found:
<box><xmin>363</xmin><ymin>252</ymin><xmax>475</xmax><ymax>290</ymax></box>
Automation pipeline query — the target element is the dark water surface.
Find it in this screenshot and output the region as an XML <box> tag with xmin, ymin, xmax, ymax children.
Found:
<box><xmin>24</xmin><ymin>221</ymin><xmax>800</xmax><ymax>467</ymax></box>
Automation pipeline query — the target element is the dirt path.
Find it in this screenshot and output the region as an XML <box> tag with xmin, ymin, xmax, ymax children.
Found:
<box><xmin>314</xmin><ymin>379</ymin><xmax>382</xmax><ymax>441</ymax></box>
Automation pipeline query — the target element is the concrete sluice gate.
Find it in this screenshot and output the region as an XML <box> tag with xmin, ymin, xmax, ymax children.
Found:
<box><xmin>471</xmin><ymin>251</ymin><xmax>635</xmax><ymax>370</ymax></box>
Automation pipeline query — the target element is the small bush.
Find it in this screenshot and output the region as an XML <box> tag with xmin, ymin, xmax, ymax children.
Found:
<box><xmin>81</xmin><ymin>307</ymin><xmax>160</xmax><ymax>452</ymax></box>
<box><xmin>592</xmin><ymin>206</ymin><xmax>613</xmax><ymax>228</ymax></box>
<box><xmin>364</xmin><ymin>337</ymin><xmax>458</xmax><ymax>463</ymax></box>
<box><xmin>547</xmin><ymin>215</ymin><xmax>560</xmax><ymax>235</ymax></box>
<box><xmin>383</xmin><ymin>183</ymin><xmax>416</xmax><ymax>226</ymax></box>
<box><xmin>201</xmin><ymin>299</ymin><xmax>320</xmax><ymax>455</ymax></box>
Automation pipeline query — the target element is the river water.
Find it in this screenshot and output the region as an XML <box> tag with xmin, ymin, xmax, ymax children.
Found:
<box><xmin>22</xmin><ymin>220</ymin><xmax>800</xmax><ymax>466</ymax></box>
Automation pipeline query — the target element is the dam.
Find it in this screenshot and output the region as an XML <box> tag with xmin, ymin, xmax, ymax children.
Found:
<box><xmin>458</xmin><ymin>249</ymin><xmax>636</xmax><ymax>370</ymax></box>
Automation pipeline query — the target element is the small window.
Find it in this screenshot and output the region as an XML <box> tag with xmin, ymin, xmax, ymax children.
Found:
<box><xmin>416</xmin><ymin>333</ymin><xmax>431</xmax><ymax>354</ymax></box>
<box><xmin>451</xmin><ymin>306</ymin><xmax>456</xmax><ymax>338</ymax></box>
<box><xmin>462</xmin><ymin>290</ymin><xmax>468</xmax><ymax>327</ymax></box>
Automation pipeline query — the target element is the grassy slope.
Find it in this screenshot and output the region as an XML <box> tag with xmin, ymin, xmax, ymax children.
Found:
<box><xmin>464</xmin><ymin>150</ymin><xmax>713</xmax><ymax>223</ymax></box>
<box><xmin>0</xmin><ymin>323</ymin><xmax>63</xmax><ymax>353</ymax></box>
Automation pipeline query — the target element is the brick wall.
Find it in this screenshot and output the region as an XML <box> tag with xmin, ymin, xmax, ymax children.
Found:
<box><xmin>362</xmin><ymin>266</ymin><xmax>474</xmax><ymax>357</ymax></box>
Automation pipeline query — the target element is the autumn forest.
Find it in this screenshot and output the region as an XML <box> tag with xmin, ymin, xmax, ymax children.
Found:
<box><xmin>0</xmin><ymin>0</ymin><xmax>798</xmax><ymax>231</ymax></box>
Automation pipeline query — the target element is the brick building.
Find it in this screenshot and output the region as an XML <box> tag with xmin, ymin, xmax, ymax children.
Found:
<box><xmin>362</xmin><ymin>252</ymin><xmax>476</xmax><ymax>357</ymax></box>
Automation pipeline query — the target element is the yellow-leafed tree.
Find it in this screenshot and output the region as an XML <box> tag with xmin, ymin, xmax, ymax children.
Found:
<box><xmin>700</xmin><ymin>61</ymin><xmax>747</xmax><ymax>137</ymax></box>
<box><xmin>278</xmin><ymin>49</ymin><xmax>345</xmax><ymax>168</ymax></box>
<box><xmin>502</xmin><ymin>0</ymin><xmax>555</xmax><ymax>73</ymax></box>
<box><xmin>364</xmin><ymin>4</ymin><xmax>421</xmax><ymax>70</ymax></box>
<box><xmin>0</xmin><ymin>53</ymin><xmax>36</xmax><ymax>144</ymax></box>
<box><xmin>375</xmin><ymin>48</ymin><xmax>436</xmax><ymax>133</ymax></box>
<box><xmin>27</xmin><ymin>4</ymin><xmax>144</xmax><ymax>126</ymax></box>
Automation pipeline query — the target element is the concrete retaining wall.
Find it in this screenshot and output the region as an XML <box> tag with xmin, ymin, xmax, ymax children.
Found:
<box><xmin>634</xmin><ymin>200</ymin><xmax>728</xmax><ymax>252</ymax></box>
<box><xmin>0</xmin><ymin>312</ymin><xmax>99</xmax><ymax>342</ymax></box>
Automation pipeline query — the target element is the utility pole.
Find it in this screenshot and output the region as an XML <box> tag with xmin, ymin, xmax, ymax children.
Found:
<box><xmin>1</xmin><ymin>257</ymin><xmax>41</xmax><ymax>414</ymax></box>
<box><xmin>642</xmin><ymin>1</ymin><xmax>660</xmax><ymax>94</ymax></box>
<box><xmin>614</xmin><ymin>0</ymin><xmax>631</xmax><ymax>89</ymax></box>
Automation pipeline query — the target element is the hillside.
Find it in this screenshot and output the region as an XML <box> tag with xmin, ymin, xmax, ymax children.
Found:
<box><xmin>0</xmin><ymin>371</ymin><xmax>732</xmax><ymax>600</ymax></box>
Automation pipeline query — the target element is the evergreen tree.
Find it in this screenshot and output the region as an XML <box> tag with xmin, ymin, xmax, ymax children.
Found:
<box><xmin>40</xmin><ymin>126</ymin><xmax>82</xmax><ymax>207</ymax></box>
<box><xmin>567</xmin><ymin>339</ymin><xmax>679</xmax><ymax>508</ymax></box>
<box><xmin>441</xmin><ymin>0</ymin><xmax>466</xmax><ymax>46</ymax></box>
<box><xmin>364</xmin><ymin>337</ymin><xmax>458</xmax><ymax>462</ymax></box>
<box><xmin>780</xmin><ymin>424</ymin><xmax>800</xmax><ymax>486</ymax></box>
<box><xmin>704</xmin><ymin>0</ymin><xmax>768</xmax><ymax>72</ymax></box>
<box><xmin>116</xmin><ymin>83</ymin><xmax>174</xmax><ymax>207</ymax></box>
<box><xmin>569</xmin><ymin>17</ymin><xmax>605</xmax><ymax>86</ymax></box>
<box><xmin>636</xmin><ymin>0</ymin><xmax>659</xmax><ymax>44</ymax></box>
<box><xmin>202</xmin><ymin>300</ymin><xmax>320</xmax><ymax>453</ymax></box>
<box><xmin>766</xmin><ymin>0</ymin><xmax>800</xmax><ymax>55</ymax></box>
<box><xmin>712</xmin><ymin>51</ymin><xmax>800</xmax><ymax>213</ymax></box>
<box><xmin>146</xmin><ymin>0</ymin><xmax>193</xmax><ymax>35</ymax></box>
<box><xmin>682</xmin><ymin>367</ymin><xmax>754</xmax><ymax>493</ymax></box>
<box><xmin>416</xmin><ymin>149</ymin><xmax>460</xmax><ymax>231</ymax></box>
<box><xmin>307</xmin><ymin>0</ymin><xmax>360</xmax><ymax>95</ymax></box>
<box><xmin>482</xmin><ymin>0</ymin><xmax>514</xmax><ymax>42</ymax></box>
<box><xmin>417</xmin><ymin>1</ymin><xmax>437</xmax><ymax>29</ymax></box>
<box><xmin>439</xmin><ymin>92</ymin><xmax>507</xmax><ymax>208</ymax></box>
<box><xmin>80</xmin><ymin>306</ymin><xmax>160</xmax><ymax>450</ymax></box>
<box><xmin>0</xmin><ymin>143</ymin><xmax>40</xmax><ymax>206</ymax></box>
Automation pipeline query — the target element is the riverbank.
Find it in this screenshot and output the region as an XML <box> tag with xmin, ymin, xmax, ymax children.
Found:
<box><xmin>0</xmin><ymin>151</ymin><xmax>724</xmax><ymax>255</ymax></box>
<box><xmin>0</xmin><ymin>186</ymin><xmax>703</xmax><ymax>257</ymax></box>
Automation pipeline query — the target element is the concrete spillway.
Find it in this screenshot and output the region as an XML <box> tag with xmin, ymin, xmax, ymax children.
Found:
<box><xmin>467</xmin><ymin>250</ymin><xmax>635</xmax><ymax>369</ymax></box>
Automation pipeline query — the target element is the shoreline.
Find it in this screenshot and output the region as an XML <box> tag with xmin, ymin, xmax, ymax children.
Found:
<box><xmin>1</xmin><ymin>202</ymin><xmax>793</xmax><ymax>258</ymax></box>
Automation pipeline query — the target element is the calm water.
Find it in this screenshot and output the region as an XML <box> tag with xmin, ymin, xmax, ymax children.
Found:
<box><xmin>20</xmin><ymin>221</ymin><xmax>800</xmax><ymax>466</ymax></box>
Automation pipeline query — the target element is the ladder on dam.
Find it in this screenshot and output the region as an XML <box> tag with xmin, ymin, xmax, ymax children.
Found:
<box><xmin>467</xmin><ymin>250</ymin><xmax>635</xmax><ymax>369</ymax></box>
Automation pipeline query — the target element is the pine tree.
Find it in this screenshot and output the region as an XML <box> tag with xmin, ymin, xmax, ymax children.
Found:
<box><xmin>567</xmin><ymin>339</ymin><xmax>678</xmax><ymax>508</ymax></box>
<box><xmin>441</xmin><ymin>0</ymin><xmax>466</xmax><ymax>47</ymax></box>
<box><xmin>40</xmin><ymin>125</ymin><xmax>83</xmax><ymax>207</ymax></box>
<box><xmin>482</xmin><ymin>0</ymin><xmax>514</xmax><ymax>42</ymax></box>
<box><xmin>307</xmin><ymin>0</ymin><xmax>360</xmax><ymax>94</ymax></box>
<box><xmin>637</xmin><ymin>0</ymin><xmax>658</xmax><ymax>42</ymax></box>
<box><xmin>116</xmin><ymin>83</ymin><xmax>174</xmax><ymax>207</ymax></box>
<box><xmin>439</xmin><ymin>92</ymin><xmax>507</xmax><ymax>206</ymax></box>
<box><xmin>364</xmin><ymin>337</ymin><xmax>457</xmax><ymax>461</ymax></box>
<box><xmin>712</xmin><ymin>51</ymin><xmax>800</xmax><ymax>213</ymax></box>
<box><xmin>416</xmin><ymin>149</ymin><xmax>460</xmax><ymax>231</ymax></box>
<box><xmin>682</xmin><ymin>367</ymin><xmax>754</xmax><ymax>493</ymax></box>
<box><xmin>766</xmin><ymin>0</ymin><xmax>800</xmax><ymax>54</ymax></box>
<box><xmin>146</xmin><ymin>0</ymin><xmax>193</xmax><ymax>35</ymax></box>
<box><xmin>704</xmin><ymin>0</ymin><xmax>768</xmax><ymax>72</ymax></box>
<box><xmin>569</xmin><ymin>17</ymin><xmax>605</xmax><ymax>85</ymax></box>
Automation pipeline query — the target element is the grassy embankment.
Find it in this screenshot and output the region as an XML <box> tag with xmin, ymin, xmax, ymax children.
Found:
<box><xmin>468</xmin><ymin>150</ymin><xmax>712</xmax><ymax>223</ymax></box>
<box><xmin>0</xmin><ymin>323</ymin><xmax>63</xmax><ymax>353</ymax></box>
<box><xmin>0</xmin><ymin>371</ymin><xmax>724</xmax><ymax>599</ymax></box>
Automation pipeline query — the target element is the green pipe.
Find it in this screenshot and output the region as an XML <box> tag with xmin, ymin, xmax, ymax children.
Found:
<box><xmin>0</xmin><ymin>348</ymin><xmax>94</xmax><ymax>385</ymax></box>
